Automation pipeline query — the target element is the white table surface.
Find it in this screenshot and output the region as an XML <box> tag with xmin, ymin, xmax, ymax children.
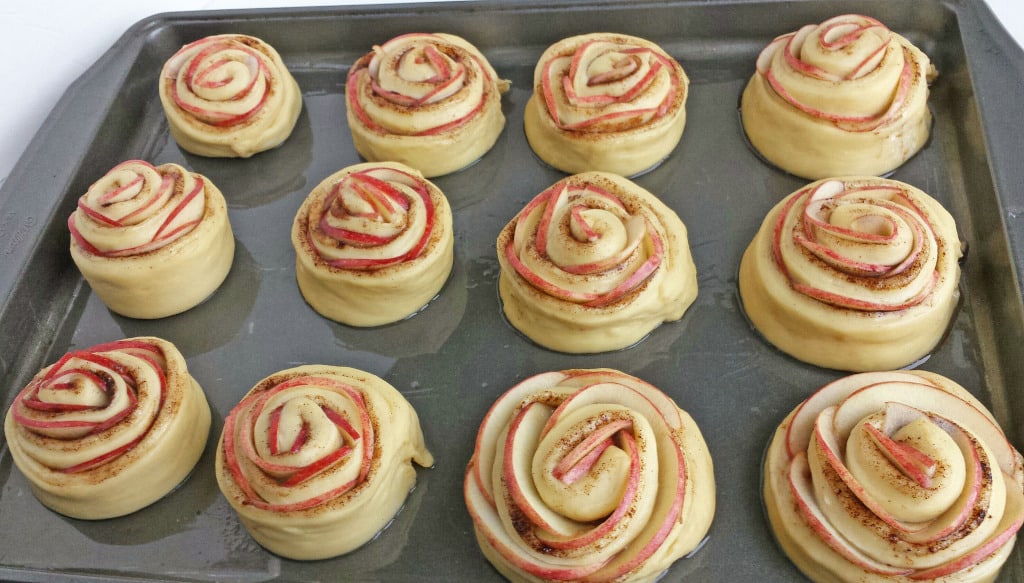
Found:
<box><xmin>0</xmin><ymin>0</ymin><xmax>1021</xmax><ymax>187</ymax></box>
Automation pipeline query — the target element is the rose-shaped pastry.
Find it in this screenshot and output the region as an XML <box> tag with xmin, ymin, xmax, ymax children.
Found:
<box><xmin>497</xmin><ymin>172</ymin><xmax>697</xmax><ymax>353</ymax></box>
<box><xmin>345</xmin><ymin>33</ymin><xmax>510</xmax><ymax>178</ymax></box>
<box><xmin>68</xmin><ymin>160</ymin><xmax>235</xmax><ymax>319</ymax></box>
<box><xmin>738</xmin><ymin>177</ymin><xmax>962</xmax><ymax>371</ymax></box>
<box><xmin>740</xmin><ymin>15</ymin><xmax>936</xmax><ymax>179</ymax></box>
<box><xmin>465</xmin><ymin>368</ymin><xmax>715</xmax><ymax>583</ymax></box>
<box><xmin>764</xmin><ymin>370</ymin><xmax>1024</xmax><ymax>582</ymax></box>
<box><xmin>291</xmin><ymin>161</ymin><xmax>454</xmax><ymax>326</ymax></box>
<box><xmin>215</xmin><ymin>365</ymin><xmax>433</xmax><ymax>560</ymax></box>
<box><xmin>159</xmin><ymin>33</ymin><xmax>303</xmax><ymax>158</ymax></box>
<box><xmin>3</xmin><ymin>337</ymin><xmax>211</xmax><ymax>519</ymax></box>
<box><xmin>523</xmin><ymin>33</ymin><xmax>689</xmax><ymax>177</ymax></box>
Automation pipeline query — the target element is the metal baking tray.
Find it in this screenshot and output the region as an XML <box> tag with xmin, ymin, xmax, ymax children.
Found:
<box><xmin>2</xmin><ymin>0</ymin><xmax>1023</xmax><ymax>580</ymax></box>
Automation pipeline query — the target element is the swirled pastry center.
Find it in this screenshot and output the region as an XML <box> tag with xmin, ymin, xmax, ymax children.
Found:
<box><xmin>349</xmin><ymin>33</ymin><xmax>495</xmax><ymax>136</ymax></box>
<box><xmin>304</xmin><ymin>167</ymin><xmax>436</xmax><ymax>270</ymax></box>
<box><xmin>506</xmin><ymin>181</ymin><xmax>663</xmax><ymax>307</ymax></box>
<box><xmin>541</xmin><ymin>38</ymin><xmax>679</xmax><ymax>131</ymax></box>
<box><xmin>774</xmin><ymin>180</ymin><xmax>943</xmax><ymax>311</ymax></box>
<box><xmin>9</xmin><ymin>340</ymin><xmax>168</xmax><ymax>473</ymax></box>
<box><xmin>765</xmin><ymin>371</ymin><xmax>1024</xmax><ymax>581</ymax></box>
<box><xmin>69</xmin><ymin>161</ymin><xmax>205</xmax><ymax>256</ymax></box>
<box><xmin>164</xmin><ymin>38</ymin><xmax>275</xmax><ymax>127</ymax></box>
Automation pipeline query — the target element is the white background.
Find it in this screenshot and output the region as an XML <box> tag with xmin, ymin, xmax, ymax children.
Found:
<box><xmin>0</xmin><ymin>0</ymin><xmax>1021</xmax><ymax>186</ymax></box>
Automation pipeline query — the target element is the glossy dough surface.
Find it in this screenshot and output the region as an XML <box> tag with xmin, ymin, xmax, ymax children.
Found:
<box><xmin>159</xmin><ymin>34</ymin><xmax>303</xmax><ymax>158</ymax></box>
<box><xmin>291</xmin><ymin>161</ymin><xmax>454</xmax><ymax>326</ymax></box>
<box><xmin>3</xmin><ymin>337</ymin><xmax>211</xmax><ymax>520</ymax></box>
<box><xmin>524</xmin><ymin>33</ymin><xmax>689</xmax><ymax>176</ymax></box>
<box><xmin>68</xmin><ymin>160</ymin><xmax>235</xmax><ymax>319</ymax></box>
<box><xmin>764</xmin><ymin>370</ymin><xmax>1024</xmax><ymax>583</ymax></box>
<box><xmin>346</xmin><ymin>32</ymin><xmax>510</xmax><ymax>177</ymax></box>
<box><xmin>738</xmin><ymin>177</ymin><xmax>962</xmax><ymax>371</ymax></box>
<box><xmin>740</xmin><ymin>14</ymin><xmax>935</xmax><ymax>179</ymax></box>
<box><xmin>465</xmin><ymin>368</ymin><xmax>715</xmax><ymax>583</ymax></box>
<box><xmin>215</xmin><ymin>365</ymin><xmax>433</xmax><ymax>560</ymax></box>
<box><xmin>497</xmin><ymin>171</ymin><xmax>697</xmax><ymax>353</ymax></box>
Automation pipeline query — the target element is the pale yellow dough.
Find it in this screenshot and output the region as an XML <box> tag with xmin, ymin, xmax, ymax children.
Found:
<box><xmin>740</xmin><ymin>15</ymin><xmax>935</xmax><ymax>179</ymax></box>
<box><xmin>465</xmin><ymin>369</ymin><xmax>715</xmax><ymax>582</ymax></box>
<box><xmin>69</xmin><ymin>161</ymin><xmax>235</xmax><ymax>319</ymax></box>
<box><xmin>497</xmin><ymin>172</ymin><xmax>697</xmax><ymax>353</ymax></box>
<box><xmin>159</xmin><ymin>34</ymin><xmax>302</xmax><ymax>158</ymax></box>
<box><xmin>739</xmin><ymin>177</ymin><xmax>962</xmax><ymax>371</ymax></box>
<box><xmin>215</xmin><ymin>365</ymin><xmax>433</xmax><ymax>560</ymax></box>
<box><xmin>523</xmin><ymin>33</ymin><xmax>688</xmax><ymax>177</ymax></box>
<box><xmin>763</xmin><ymin>370</ymin><xmax>1024</xmax><ymax>583</ymax></box>
<box><xmin>346</xmin><ymin>33</ymin><xmax>509</xmax><ymax>177</ymax></box>
<box><xmin>4</xmin><ymin>337</ymin><xmax>211</xmax><ymax>519</ymax></box>
<box><xmin>292</xmin><ymin>161</ymin><xmax>454</xmax><ymax>326</ymax></box>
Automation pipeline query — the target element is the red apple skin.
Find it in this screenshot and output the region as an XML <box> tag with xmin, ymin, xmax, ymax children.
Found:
<box><xmin>787</xmin><ymin>452</ymin><xmax>914</xmax><ymax>576</ymax></box>
<box><xmin>862</xmin><ymin>422</ymin><xmax>935</xmax><ymax>488</ymax></box>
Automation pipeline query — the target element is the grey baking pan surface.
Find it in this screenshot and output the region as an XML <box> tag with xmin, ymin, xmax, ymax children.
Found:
<box><xmin>1</xmin><ymin>0</ymin><xmax>1024</xmax><ymax>581</ymax></box>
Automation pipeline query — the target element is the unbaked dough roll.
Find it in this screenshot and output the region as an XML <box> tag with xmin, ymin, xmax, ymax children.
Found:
<box><xmin>764</xmin><ymin>370</ymin><xmax>1024</xmax><ymax>583</ymax></box>
<box><xmin>4</xmin><ymin>337</ymin><xmax>211</xmax><ymax>519</ymax></box>
<box><xmin>345</xmin><ymin>33</ymin><xmax>510</xmax><ymax>177</ymax></box>
<box><xmin>291</xmin><ymin>161</ymin><xmax>454</xmax><ymax>326</ymax></box>
<box><xmin>497</xmin><ymin>172</ymin><xmax>697</xmax><ymax>353</ymax></box>
<box><xmin>216</xmin><ymin>365</ymin><xmax>433</xmax><ymax>560</ymax></box>
<box><xmin>740</xmin><ymin>14</ymin><xmax>935</xmax><ymax>179</ymax></box>
<box><xmin>738</xmin><ymin>177</ymin><xmax>962</xmax><ymax>371</ymax></box>
<box><xmin>159</xmin><ymin>33</ymin><xmax>303</xmax><ymax>158</ymax></box>
<box><xmin>69</xmin><ymin>160</ymin><xmax>235</xmax><ymax>319</ymax></box>
<box><xmin>465</xmin><ymin>368</ymin><xmax>715</xmax><ymax>583</ymax></box>
<box><xmin>523</xmin><ymin>33</ymin><xmax>689</xmax><ymax>176</ymax></box>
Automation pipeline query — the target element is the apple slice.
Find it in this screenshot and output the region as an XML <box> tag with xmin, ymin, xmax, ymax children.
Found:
<box><xmin>832</xmin><ymin>381</ymin><xmax>1018</xmax><ymax>475</ymax></box>
<box><xmin>785</xmin><ymin>371</ymin><xmax>926</xmax><ymax>456</ymax></box>
<box><xmin>553</xmin><ymin>420</ymin><xmax>630</xmax><ymax>483</ymax></box>
<box><xmin>813</xmin><ymin>406</ymin><xmax>923</xmax><ymax>533</ymax></box>
<box><xmin>551</xmin><ymin>370</ymin><xmax>685</xmax><ymax>431</ymax></box>
<box><xmin>471</xmin><ymin>371</ymin><xmax>571</xmax><ymax>505</ymax></box>
<box><xmin>503</xmin><ymin>401</ymin><xmax>583</xmax><ymax>538</ymax></box>
<box><xmin>898</xmin><ymin>414</ymin><xmax>988</xmax><ymax>545</ymax></box>
<box><xmin>863</xmin><ymin>422</ymin><xmax>936</xmax><ymax>488</ymax></box>
<box><xmin>534</xmin><ymin>430</ymin><xmax>641</xmax><ymax>552</ymax></box>
<box><xmin>908</xmin><ymin>472</ymin><xmax>1024</xmax><ymax>580</ymax></box>
<box><xmin>463</xmin><ymin>467</ymin><xmax>609</xmax><ymax>580</ymax></box>
<box><xmin>788</xmin><ymin>452</ymin><xmax>914</xmax><ymax>576</ymax></box>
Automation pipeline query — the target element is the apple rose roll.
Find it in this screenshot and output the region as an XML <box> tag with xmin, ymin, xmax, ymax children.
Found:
<box><xmin>345</xmin><ymin>33</ymin><xmax>510</xmax><ymax>178</ymax></box>
<box><xmin>740</xmin><ymin>15</ymin><xmax>936</xmax><ymax>179</ymax></box>
<box><xmin>738</xmin><ymin>177</ymin><xmax>962</xmax><ymax>371</ymax></box>
<box><xmin>764</xmin><ymin>370</ymin><xmax>1024</xmax><ymax>583</ymax></box>
<box><xmin>523</xmin><ymin>33</ymin><xmax>688</xmax><ymax>177</ymax></box>
<box><xmin>497</xmin><ymin>172</ymin><xmax>697</xmax><ymax>353</ymax></box>
<box><xmin>215</xmin><ymin>365</ymin><xmax>433</xmax><ymax>560</ymax></box>
<box><xmin>291</xmin><ymin>162</ymin><xmax>454</xmax><ymax>326</ymax></box>
<box><xmin>3</xmin><ymin>337</ymin><xmax>211</xmax><ymax>520</ymax></box>
<box><xmin>68</xmin><ymin>160</ymin><xmax>235</xmax><ymax>319</ymax></box>
<box><xmin>159</xmin><ymin>34</ymin><xmax>302</xmax><ymax>158</ymax></box>
<box><xmin>465</xmin><ymin>368</ymin><xmax>715</xmax><ymax>583</ymax></box>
